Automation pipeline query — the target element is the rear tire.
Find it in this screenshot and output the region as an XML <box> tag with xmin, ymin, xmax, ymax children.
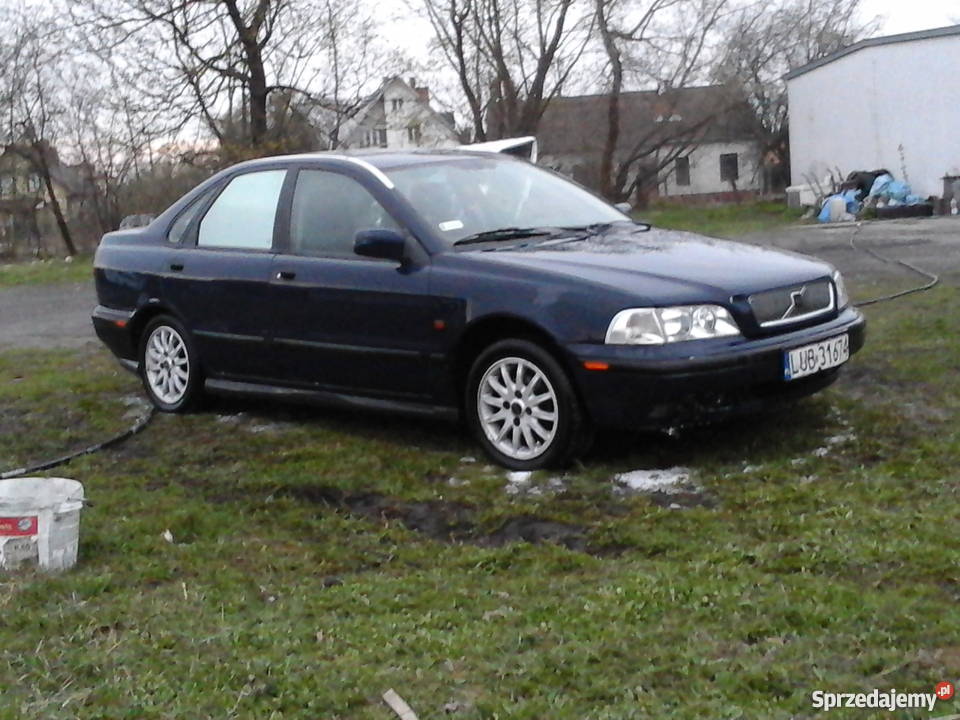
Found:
<box><xmin>139</xmin><ymin>315</ymin><xmax>203</xmax><ymax>413</ymax></box>
<box><xmin>466</xmin><ymin>339</ymin><xmax>591</xmax><ymax>470</ymax></box>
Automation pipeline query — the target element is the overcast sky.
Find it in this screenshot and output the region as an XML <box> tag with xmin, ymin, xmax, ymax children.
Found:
<box><xmin>861</xmin><ymin>0</ymin><xmax>957</xmax><ymax>34</ymax></box>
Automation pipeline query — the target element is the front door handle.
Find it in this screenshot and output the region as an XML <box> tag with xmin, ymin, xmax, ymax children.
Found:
<box><xmin>276</xmin><ymin>270</ymin><xmax>296</xmax><ymax>281</ymax></box>
<box><xmin>169</xmin><ymin>262</ymin><xmax>184</xmax><ymax>272</ymax></box>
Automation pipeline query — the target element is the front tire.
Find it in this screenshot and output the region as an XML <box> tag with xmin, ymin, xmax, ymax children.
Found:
<box><xmin>466</xmin><ymin>339</ymin><xmax>591</xmax><ymax>470</ymax></box>
<box><xmin>139</xmin><ymin>316</ymin><xmax>203</xmax><ymax>412</ymax></box>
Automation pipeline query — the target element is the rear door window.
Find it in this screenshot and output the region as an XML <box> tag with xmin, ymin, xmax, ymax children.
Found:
<box><xmin>198</xmin><ymin>170</ymin><xmax>286</xmax><ymax>250</ymax></box>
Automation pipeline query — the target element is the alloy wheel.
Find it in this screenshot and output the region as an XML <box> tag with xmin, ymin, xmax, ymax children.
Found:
<box><xmin>476</xmin><ymin>356</ymin><xmax>559</xmax><ymax>461</ymax></box>
<box><xmin>144</xmin><ymin>325</ymin><xmax>191</xmax><ymax>405</ymax></box>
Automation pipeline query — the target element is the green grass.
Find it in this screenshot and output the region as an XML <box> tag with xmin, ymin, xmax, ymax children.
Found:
<box><xmin>0</xmin><ymin>256</ymin><xmax>94</xmax><ymax>288</ymax></box>
<box><xmin>640</xmin><ymin>200</ymin><xmax>807</xmax><ymax>239</ymax></box>
<box><xmin>1</xmin><ymin>279</ymin><xmax>959</xmax><ymax>718</ymax></box>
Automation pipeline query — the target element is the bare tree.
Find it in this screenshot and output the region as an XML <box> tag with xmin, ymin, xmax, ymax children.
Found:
<box><xmin>713</xmin><ymin>0</ymin><xmax>879</xmax><ymax>189</ymax></box>
<box><xmin>0</xmin><ymin>14</ymin><xmax>78</xmax><ymax>256</ymax></box>
<box><xmin>64</xmin><ymin>58</ymin><xmax>179</xmax><ymax>231</ymax></box>
<box><xmin>297</xmin><ymin>0</ymin><xmax>406</xmax><ymax>150</ymax></box>
<box><xmin>593</xmin><ymin>0</ymin><xmax>731</xmax><ymax>201</ymax></box>
<box><xmin>71</xmin><ymin>0</ymin><xmax>388</xmax><ymax>151</ymax></box>
<box><xmin>422</xmin><ymin>0</ymin><xmax>594</xmax><ymax>141</ymax></box>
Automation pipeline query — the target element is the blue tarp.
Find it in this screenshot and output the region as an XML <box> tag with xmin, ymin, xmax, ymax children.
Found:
<box><xmin>818</xmin><ymin>188</ymin><xmax>861</xmax><ymax>222</ymax></box>
<box><xmin>868</xmin><ymin>174</ymin><xmax>923</xmax><ymax>206</ymax></box>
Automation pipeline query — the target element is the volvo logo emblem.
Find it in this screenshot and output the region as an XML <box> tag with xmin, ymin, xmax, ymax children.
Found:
<box><xmin>781</xmin><ymin>285</ymin><xmax>807</xmax><ymax>320</ymax></box>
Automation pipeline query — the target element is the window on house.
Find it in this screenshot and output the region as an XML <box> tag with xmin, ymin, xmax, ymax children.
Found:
<box><xmin>375</xmin><ymin>128</ymin><xmax>388</xmax><ymax>148</ymax></box>
<box><xmin>406</xmin><ymin>124</ymin><xmax>422</xmax><ymax>144</ymax></box>
<box><xmin>0</xmin><ymin>176</ymin><xmax>16</xmax><ymax>197</ymax></box>
<box><xmin>720</xmin><ymin>153</ymin><xmax>739</xmax><ymax>182</ymax></box>
<box><xmin>26</xmin><ymin>174</ymin><xmax>42</xmax><ymax>193</ymax></box>
<box><xmin>391</xmin><ymin>98</ymin><xmax>404</xmax><ymax>112</ymax></box>
<box><xmin>675</xmin><ymin>157</ymin><xmax>690</xmax><ymax>187</ymax></box>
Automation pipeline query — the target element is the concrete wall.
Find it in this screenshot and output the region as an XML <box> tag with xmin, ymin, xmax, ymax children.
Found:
<box><xmin>788</xmin><ymin>34</ymin><xmax>960</xmax><ymax>198</ymax></box>
<box><xmin>658</xmin><ymin>141</ymin><xmax>762</xmax><ymax>196</ymax></box>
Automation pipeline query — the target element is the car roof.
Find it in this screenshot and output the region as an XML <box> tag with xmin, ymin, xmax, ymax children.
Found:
<box><xmin>230</xmin><ymin>148</ymin><xmax>509</xmax><ymax>174</ymax></box>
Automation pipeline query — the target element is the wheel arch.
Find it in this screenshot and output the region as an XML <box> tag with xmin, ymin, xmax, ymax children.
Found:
<box><xmin>128</xmin><ymin>303</ymin><xmax>188</xmax><ymax>354</ymax></box>
<box><xmin>452</xmin><ymin>314</ymin><xmax>580</xmax><ymax>408</ymax></box>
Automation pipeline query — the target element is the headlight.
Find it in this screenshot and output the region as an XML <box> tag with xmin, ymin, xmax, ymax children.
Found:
<box><xmin>605</xmin><ymin>305</ymin><xmax>741</xmax><ymax>345</ymax></box>
<box><xmin>832</xmin><ymin>270</ymin><xmax>849</xmax><ymax>309</ymax></box>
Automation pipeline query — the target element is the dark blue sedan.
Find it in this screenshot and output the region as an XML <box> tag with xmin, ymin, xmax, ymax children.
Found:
<box><xmin>92</xmin><ymin>150</ymin><xmax>865</xmax><ymax>469</ymax></box>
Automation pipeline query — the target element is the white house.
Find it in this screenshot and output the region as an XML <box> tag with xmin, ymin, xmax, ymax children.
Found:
<box><xmin>537</xmin><ymin>85</ymin><xmax>763</xmax><ymax>202</ymax></box>
<box><xmin>786</xmin><ymin>24</ymin><xmax>960</xmax><ymax>199</ymax></box>
<box><xmin>338</xmin><ymin>77</ymin><xmax>461</xmax><ymax>151</ymax></box>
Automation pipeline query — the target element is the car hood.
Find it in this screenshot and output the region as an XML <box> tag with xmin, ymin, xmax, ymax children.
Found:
<box><xmin>462</xmin><ymin>224</ymin><xmax>832</xmax><ymax>302</ymax></box>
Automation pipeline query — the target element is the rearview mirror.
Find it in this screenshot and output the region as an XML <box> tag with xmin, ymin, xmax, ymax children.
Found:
<box><xmin>354</xmin><ymin>229</ymin><xmax>406</xmax><ymax>263</ymax></box>
<box><xmin>614</xmin><ymin>202</ymin><xmax>633</xmax><ymax>214</ymax></box>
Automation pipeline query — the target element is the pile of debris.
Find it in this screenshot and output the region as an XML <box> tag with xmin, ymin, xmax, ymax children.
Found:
<box><xmin>788</xmin><ymin>169</ymin><xmax>935</xmax><ymax>223</ymax></box>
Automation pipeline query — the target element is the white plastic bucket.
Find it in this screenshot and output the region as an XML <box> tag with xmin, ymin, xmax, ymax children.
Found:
<box><xmin>0</xmin><ymin>478</ymin><xmax>85</xmax><ymax>571</ymax></box>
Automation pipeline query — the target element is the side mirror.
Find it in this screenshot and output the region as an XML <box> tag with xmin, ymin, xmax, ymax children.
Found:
<box><xmin>354</xmin><ymin>228</ymin><xmax>407</xmax><ymax>263</ymax></box>
<box><xmin>614</xmin><ymin>202</ymin><xmax>633</xmax><ymax>214</ymax></box>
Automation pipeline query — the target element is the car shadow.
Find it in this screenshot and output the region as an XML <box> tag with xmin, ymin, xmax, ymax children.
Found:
<box><xmin>200</xmin><ymin>392</ymin><xmax>836</xmax><ymax>473</ymax></box>
<box><xmin>202</xmin><ymin>393</ymin><xmax>472</xmax><ymax>457</ymax></box>
<box><xmin>585</xmin><ymin>398</ymin><xmax>837</xmax><ymax>470</ymax></box>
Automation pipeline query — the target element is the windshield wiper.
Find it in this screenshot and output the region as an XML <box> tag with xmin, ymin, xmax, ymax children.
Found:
<box><xmin>453</xmin><ymin>227</ymin><xmax>559</xmax><ymax>246</ymax></box>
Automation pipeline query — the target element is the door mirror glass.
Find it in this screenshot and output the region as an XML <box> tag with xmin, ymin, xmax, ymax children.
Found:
<box><xmin>614</xmin><ymin>202</ymin><xmax>632</xmax><ymax>214</ymax></box>
<box><xmin>354</xmin><ymin>229</ymin><xmax>406</xmax><ymax>263</ymax></box>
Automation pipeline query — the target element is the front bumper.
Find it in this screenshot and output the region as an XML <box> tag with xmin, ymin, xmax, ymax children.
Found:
<box><xmin>567</xmin><ymin>307</ymin><xmax>866</xmax><ymax>429</ymax></box>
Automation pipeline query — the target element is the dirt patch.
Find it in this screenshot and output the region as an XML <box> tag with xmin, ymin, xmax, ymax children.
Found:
<box><xmin>485</xmin><ymin>515</ymin><xmax>586</xmax><ymax>551</ymax></box>
<box><xmin>281</xmin><ymin>485</ymin><xmax>477</xmax><ymax>541</ymax></box>
<box><xmin>278</xmin><ymin>484</ymin><xmax>590</xmax><ymax>551</ymax></box>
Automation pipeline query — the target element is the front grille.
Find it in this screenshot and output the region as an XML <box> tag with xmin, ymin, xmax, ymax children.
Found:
<box><xmin>748</xmin><ymin>278</ymin><xmax>833</xmax><ymax>328</ymax></box>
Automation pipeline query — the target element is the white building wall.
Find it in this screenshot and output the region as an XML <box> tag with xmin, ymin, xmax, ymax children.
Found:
<box><xmin>788</xmin><ymin>34</ymin><xmax>960</xmax><ymax>198</ymax></box>
<box><xmin>659</xmin><ymin>141</ymin><xmax>762</xmax><ymax>196</ymax></box>
<box><xmin>344</xmin><ymin>80</ymin><xmax>459</xmax><ymax>150</ymax></box>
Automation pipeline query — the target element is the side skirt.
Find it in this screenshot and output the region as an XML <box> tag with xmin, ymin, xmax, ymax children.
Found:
<box><xmin>204</xmin><ymin>378</ymin><xmax>460</xmax><ymax>422</ymax></box>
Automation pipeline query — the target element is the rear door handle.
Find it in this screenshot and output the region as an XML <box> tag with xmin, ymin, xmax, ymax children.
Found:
<box><xmin>276</xmin><ymin>270</ymin><xmax>296</xmax><ymax>281</ymax></box>
<box><xmin>169</xmin><ymin>262</ymin><xmax>184</xmax><ymax>272</ymax></box>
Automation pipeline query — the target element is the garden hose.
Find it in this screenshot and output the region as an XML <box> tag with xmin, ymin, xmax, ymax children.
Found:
<box><xmin>0</xmin><ymin>406</ymin><xmax>156</xmax><ymax>480</ymax></box>
<box><xmin>848</xmin><ymin>222</ymin><xmax>940</xmax><ymax>307</ymax></box>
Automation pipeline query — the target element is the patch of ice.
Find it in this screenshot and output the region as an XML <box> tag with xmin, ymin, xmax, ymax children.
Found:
<box><xmin>247</xmin><ymin>422</ymin><xmax>291</xmax><ymax>434</ymax></box>
<box><xmin>614</xmin><ymin>467</ymin><xmax>691</xmax><ymax>493</ymax></box>
<box><xmin>447</xmin><ymin>477</ymin><xmax>469</xmax><ymax>487</ymax></box>
<box><xmin>459</xmin><ymin>456</ymin><xmax>477</xmax><ymax>464</ymax></box>
<box><xmin>790</xmin><ymin>457</ymin><xmax>806</xmax><ymax>466</ymax></box>
<box><xmin>826</xmin><ymin>433</ymin><xmax>856</xmax><ymax>446</ymax></box>
<box><xmin>504</xmin><ymin>472</ymin><xmax>565</xmax><ymax>496</ymax></box>
<box><xmin>742</xmin><ymin>464</ymin><xmax>762</xmax><ymax>473</ymax></box>
<box><xmin>812</xmin><ymin>447</ymin><xmax>830</xmax><ymax>458</ymax></box>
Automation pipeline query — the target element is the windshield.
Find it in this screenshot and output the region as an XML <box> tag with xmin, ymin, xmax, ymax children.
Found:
<box><xmin>386</xmin><ymin>156</ymin><xmax>629</xmax><ymax>245</ymax></box>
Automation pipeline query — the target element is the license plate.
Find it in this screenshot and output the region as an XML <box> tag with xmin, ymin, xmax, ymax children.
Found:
<box><xmin>783</xmin><ymin>334</ymin><xmax>849</xmax><ymax>381</ymax></box>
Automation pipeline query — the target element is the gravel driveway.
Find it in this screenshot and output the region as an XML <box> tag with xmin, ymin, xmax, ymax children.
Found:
<box><xmin>1</xmin><ymin>215</ymin><xmax>956</xmax><ymax>352</ymax></box>
<box><xmin>741</xmin><ymin>215</ymin><xmax>960</xmax><ymax>287</ymax></box>
<box><xmin>0</xmin><ymin>282</ymin><xmax>97</xmax><ymax>351</ymax></box>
